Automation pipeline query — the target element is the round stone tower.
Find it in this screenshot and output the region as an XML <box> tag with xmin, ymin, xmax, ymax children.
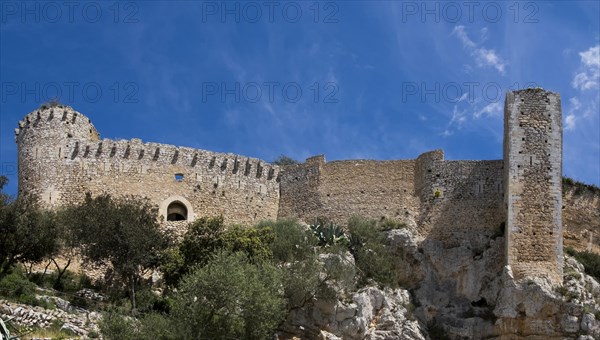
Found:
<box><xmin>15</xmin><ymin>104</ymin><xmax>100</xmax><ymax>207</ymax></box>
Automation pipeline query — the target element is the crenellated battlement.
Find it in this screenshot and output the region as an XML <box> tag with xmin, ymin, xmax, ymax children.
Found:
<box><xmin>16</xmin><ymin>105</ymin><xmax>280</xmax><ymax>224</ymax></box>
<box><xmin>63</xmin><ymin>138</ymin><xmax>280</xmax><ymax>184</ymax></box>
<box><xmin>15</xmin><ymin>105</ymin><xmax>100</xmax><ymax>142</ymax></box>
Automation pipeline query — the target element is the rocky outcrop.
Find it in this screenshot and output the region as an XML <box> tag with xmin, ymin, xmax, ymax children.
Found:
<box><xmin>384</xmin><ymin>226</ymin><xmax>600</xmax><ymax>339</ymax></box>
<box><xmin>384</xmin><ymin>225</ymin><xmax>503</xmax><ymax>337</ymax></box>
<box><xmin>278</xmin><ymin>248</ymin><xmax>426</xmax><ymax>339</ymax></box>
<box><xmin>280</xmin><ymin>286</ymin><xmax>426</xmax><ymax>340</ymax></box>
<box><xmin>493</xmin><ymin>258</ymin><xmax>600</xmax><ymax>339</ymax></box>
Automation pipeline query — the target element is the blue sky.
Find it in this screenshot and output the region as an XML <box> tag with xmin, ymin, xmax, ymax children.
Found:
<box><xmin>1</xmin><ymin>1</ymin><xmax>599</xmax><ymax>195</ymax></box>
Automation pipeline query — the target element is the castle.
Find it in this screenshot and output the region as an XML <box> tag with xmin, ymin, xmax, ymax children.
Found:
<box><xmin>15</xmin><ymin>88</ymin><xmax>564</xmax><ymax>284</ymax></box>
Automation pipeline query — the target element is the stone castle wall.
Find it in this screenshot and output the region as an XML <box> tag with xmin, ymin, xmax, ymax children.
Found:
<box><xmin>278</xmin><ymin>155</ymin><xmax>419</xmax><ymax>225</ymax></box>
<box><xmin>16</xmin><ymin>106</ymin><xmax>280</xmax><ymax>226</ymax></box>
<box><xmin>15</xmin><ymin>89</ymin><xmax>564</xmax><ymax>283</ymax></box>
<box><xmin>415</xmin><ymin>156</ymin><xmax>505</xmax><ymax>246</ymax></box>
<box><xmin>278</xmin><ymin>150</ymin><xmax>505</xmax><ymax>247</ymax></box>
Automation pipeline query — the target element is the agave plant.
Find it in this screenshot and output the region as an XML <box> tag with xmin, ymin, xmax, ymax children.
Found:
<box><xmin>310</xmin><ymin>220</ymin><xmax>348</xmax><ymax>247</ymax></box>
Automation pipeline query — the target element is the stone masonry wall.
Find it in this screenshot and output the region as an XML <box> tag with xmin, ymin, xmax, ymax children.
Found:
<box><xmin>504</xmin><ymin>89</ymin><xmax>563</xmax><ymax>284</ymax></box>
<box><xmin>277</xmin><ymin>155</ymin><xmax>323</xmax><ymax>222</ymax></box>
<box><xmin>279</xmin><ymin>149</ymin><xmax>505</xmax><ymax>245</ymax></box>
<box><xmin>16</xmin><ymin>105</ymin><xmax>100</xmax><ymax>203</ymax></box>
<box><xmin>416</xmin><ymin>157</ymin><xmax>505</xmax><ymax>247</ymax></box>
<box><xmin>278</xmin><ymin>155</ymin><xmax>419</xmax><ymax>225</ymax></box>
<box><xmin>318</xmin><ymin>159</ymin><xmax>418</xmax><ymax>224</ymax></box>
<box><xmin>16</xmin><ymin>106</ymin><xmax>280</xmax><ymax>226</ymax></box>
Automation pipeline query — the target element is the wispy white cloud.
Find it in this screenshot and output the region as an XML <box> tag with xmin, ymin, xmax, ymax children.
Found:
<box><xmin>572</xmin><ymin>45</ymin><xmax>600</xmax><ymax>90</ymax></box>
<box><xmin>452</xmin><ymin>25</ymin><xmax>507</xmax><ymax>75</ymax></box>
<box><xmin>567</xmin><ymin>45</ymin><xmax>600</xmax><ymax>131</ymax></box>
<box><xmin>564</xmin><ymin>97</ymin><xmax>581</xmax><ymax>131</ymax></box>
<box><xmin>581</xmin><ymin>45</ymin><xmax>600</xmax><ymax>68</ymax></box>
<box><xmin>442</xmin><ymin>105</ymin><xmax>467</xmax><ymax>136</ymax></box>
<box><xmin>474</xmin><ymin>102</ymin><xmax>502</xmax><ymax>118</ymax></box>
<box><xmin>565</xmin><ymin>114</ymin><xmax>576</xmax><ymax>131</ymax></box>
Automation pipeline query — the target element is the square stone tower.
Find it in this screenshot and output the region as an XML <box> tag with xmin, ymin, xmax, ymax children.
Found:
<box><xmin>504</xmin><ymin>88</ymin><xmax>563</xmax><ymax>284</ymax></box>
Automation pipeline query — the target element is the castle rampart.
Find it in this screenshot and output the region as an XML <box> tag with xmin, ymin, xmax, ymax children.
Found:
<box><xmin>15</xmin><ymin>88</ymin><xmax>564</xmax><ymax>284</ymax></box>
<box><xmin>16</xmin><ymin>105</ymin><xmax>280</xmax><ymax>225</ymax></box>
<box><xmin>278</xmin><ymin>156</ymin><xmax>418</xmax><ymax>224</ymax></box>
<box><xmin>416</xmin><ymin>158</ymin><xmax>505</xmax><ymax>249</ymax></box>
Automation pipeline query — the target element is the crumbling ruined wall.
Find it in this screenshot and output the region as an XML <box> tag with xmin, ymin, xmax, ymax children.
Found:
<box><xmin>16</xmin><ymin>106</ymin><xmax>280</xmax><ymax>226</ymax></box>
<box><xmin>504</xmin><ymin>89</ymin><xmax>563</xmax><ymax>284</ymax></box>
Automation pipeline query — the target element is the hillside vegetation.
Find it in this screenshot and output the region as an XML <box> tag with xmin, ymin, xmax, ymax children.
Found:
<box><xmin>0</xmin><ymin>175</ymin><xmax>410</xmax><ymax>339</ymax></box>
<box><xmin>1</xmin><ymin>175</ymin><xmax>600</xmax><ymax>339</ymax></box>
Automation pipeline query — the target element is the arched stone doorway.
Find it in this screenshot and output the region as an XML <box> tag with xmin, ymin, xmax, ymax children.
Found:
<box><xmin>159</xmin><ymin>196</ymin><xmax>195</xmax><ymax>222</ymax></box>
<box><xmin>167</xmin><ymin>201</ymin><xmax>187</xmax><ymax>221</ymax></box>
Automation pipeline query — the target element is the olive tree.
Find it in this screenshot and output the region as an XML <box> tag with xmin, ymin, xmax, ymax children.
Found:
<box><xmin>0</xmin><ymin>176</ymin><xmax>58</xmax><ymax>278</ymax></box>
<box><xmin>171</xmin><ymin>251</ymin><xmax>285</xmax><ymax>340</ymax></box>
<box><xmin>73</xmin><ymin>193</ymin><xmax>169</xmax><ymax>311</ymax></box>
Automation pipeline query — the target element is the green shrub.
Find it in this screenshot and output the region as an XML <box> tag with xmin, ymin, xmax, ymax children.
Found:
<box><xmin>255</xmin><ymin>219</ymin><xmax>316</xmax><ymax>263</ymax></box>
<box><xmin>100</xmin><ymin>311</ymin><xmax>175</xmax><ymax>340</ymax></box>
<box><xmin>27</xmin><ymin>319</ymin><xmax>75</xmax><ymax>340</ymax></box>
<box><xmin>137</xmin><ymin>313</ymin><xmax>176</xmax><ymax>340</ymax></box>
<box><xmin>348</xmin><ymin>217</ymin><xmax>401</xmax><ymax>287</ymax></box>
<box><xmin>162</xmin><ymin>216</ymin><xmax>226</xmax><ymax>286</ymax></box>
<box><xmin>0</xmin><ymin>181</ymin><xmax>60</xmax><ymax>280</ymax></box>
<box><xmin>256</xmin><ymin>220</ymin><xmax>326</xmax><ymax>309</ymax></box>
<box><xmin>378</xmin><ymin>217</ymin><xmax>407</xmax><ymax>231</ymax></box>
<box><xmin>272</xmin><ymin>155</ymin><xmax>298</xmax><ymax>166</ymax></box>
<box><xmin>30</xmin><ymin>270</ymin><xmax>96</xmax><ymax>293</ymax></box>
<box><xmin>159</xmin><ymin>247</ymin><xmax>186</xmax><ymax>288</ymax></box>
<box><xmin>318</xmin><ymin>250</ymin><xmax>356</xmax><ymax>300</ymax></box>
<box><xmin>0</xmin><ymin>271</ymin><xmax>52</xmax><ymax>307</ymax></box>
<box><xmin>0</xmin><ymin>271</ymin><xmax>37</xmax><ymax>297</ymax></box>
<box><xmin>99</xmin><ymin>312</ymin><xmax>138</xmax><ymax>340</ymax></box>
<box><xmin>280</xmin><ymin>257</ymin><xmax>322</xmax><ymax>309</ymax></box>
<box><xmin>555</xmin><ymin>285</ymin><xmax>581</xmax><ymax>301</ymax></box>
<box><xmin>427</xmin><ymin>321</ymin><xmax>451</xmax><ymax>340</ymax></box>
<box><xmin>565</xmin><ymin>270</ymin><xmax>582</xmax><ymax>281</ymax></box>
<box><xmin>562</xmin><ymin>177</ymin><xmax>600</xmax><ymax>196</ymax></box>
<box><xmin>221</xmin><ymin>225</ymin><xmax>275</xmax><ymax>262</ymax></box>
<box><xmin>571</xmin><ymin>251</ymin><xmax>600</xmax><ymax>281</ymax></box>
<box><xmin>165</xmin><ymin>217</ymin><xmax>277</xmax><ymax>288</ymax></box>
<box><xmin>134</xmin><ymin>288</ymin><xmax>161</xmax><ymax>314</ymax></box>
<box><xmin>171</xmin><ymin>251</ymin><xmax>285</xmax><ymax>340</ymax></box>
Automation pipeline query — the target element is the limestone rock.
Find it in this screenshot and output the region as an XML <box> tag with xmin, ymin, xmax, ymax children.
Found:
<box><xmin>283</xmin><ymin>286</ymin><xmax>426</xmax><ymax>340</ymax></box>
